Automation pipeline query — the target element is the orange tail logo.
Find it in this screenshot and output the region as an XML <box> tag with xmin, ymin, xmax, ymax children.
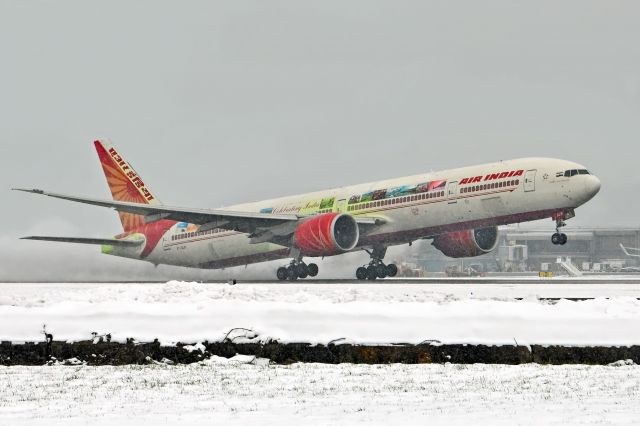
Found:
<box><xmin>94</xmin><ymin>140</ymin><xmax>160</xmax><ymax>232</ymax></box>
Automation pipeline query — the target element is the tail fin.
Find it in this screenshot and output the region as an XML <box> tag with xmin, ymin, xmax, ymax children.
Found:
<box><xmin>94</xmin><ymin>139</ymin><xmax>161</xmax><ymax>232</ymax></box>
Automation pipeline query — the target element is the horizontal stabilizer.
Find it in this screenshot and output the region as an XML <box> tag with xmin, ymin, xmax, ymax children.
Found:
<box><xmin>21</xmin><ymin>236</ymin><xmax>143</xmax><ymax>247</ymax></box>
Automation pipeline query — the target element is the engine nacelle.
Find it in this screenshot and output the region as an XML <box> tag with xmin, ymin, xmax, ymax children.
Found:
<box><xmin>432</xmin><ymin>227</ymin><xmax>499</xmax><ymax>258</ymax></box>
<box><xmin>294</xmin><ymin>213</ymin><xmax>359</xmax><ymax>256</ymax></box>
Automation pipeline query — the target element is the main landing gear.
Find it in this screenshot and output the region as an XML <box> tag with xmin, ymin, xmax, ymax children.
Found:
<box><xmin>276</xmin><ymin>259</ymin><xmax>319</xmax><ymax>281</ymax></box>
<box><xmin>356</xmin><ymin>246</ymin><xmax>398</xmax><ymax>280</ymax></box>
<box><xmin>551</xmin><ymin>211</ymin><xmax>569</xmax><ymax>246</ymax></box>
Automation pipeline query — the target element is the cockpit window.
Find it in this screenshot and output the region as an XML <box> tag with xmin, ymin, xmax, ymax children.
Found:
<box><xmin>564</xmin><ymin>169</ymin><xmax>589</xmax><ymax>177</ymax></box>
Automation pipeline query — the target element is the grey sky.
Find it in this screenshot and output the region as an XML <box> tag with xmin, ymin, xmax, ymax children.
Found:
<box><xmin>1</xmin><ymin>1</ymin><xmax>639</xmax><ymax>280</ymax></box>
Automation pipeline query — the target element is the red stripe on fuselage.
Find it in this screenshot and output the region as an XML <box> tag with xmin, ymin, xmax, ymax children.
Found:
<box><xmin>116</xmin><ymin>220</ymin><xmax>176</xmax><ymax>258</ymax></box>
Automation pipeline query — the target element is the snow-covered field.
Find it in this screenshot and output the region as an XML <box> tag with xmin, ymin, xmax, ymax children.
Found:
<box><xmin>1</xmin><ymin>281</ymin><xmax>640</xmax><ymax>346</ymax></box>
<box><xmin>2</xmin><ymin>282</ymin><xmax>640</xmax><ymax>425</ymax></box>
<box><xmin>1</xmin><ymin>360</ymin><xmax>639</xmax><ymax>425</ymax></box>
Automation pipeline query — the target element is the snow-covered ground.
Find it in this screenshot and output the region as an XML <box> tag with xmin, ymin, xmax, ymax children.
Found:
<box><xmin>1</xmin><ymin>281</ymin><xmax>640</xmax><ymax>346</ymax></box>
<box><xmin>0</xmin><ymin>360</ymin><xmax>639</xmax><ymax>425</ymax></box>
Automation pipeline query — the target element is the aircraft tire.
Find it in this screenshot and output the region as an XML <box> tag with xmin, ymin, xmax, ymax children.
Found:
<box><xmin>307</xmin><ymin>263</ymin><xmax>319</xmax><ymax>277</ymax></box>
<box><xmin>276</xmin><ymin>267</ymin><xmax>288</xmax><ymax>281</ymax></box>
<box><xmin>296</xmin><ymin>263</ymin><xmax>309</xmax><ymax>279</ymax></box>
<box><xmin>366</xmin><ymin>265</ymin><xmax>378</xmax><ymax>280</ymax></box>
<box><xmin>386</xmin><ymin>264</ymin><xmax>398</xmax><ymax>277</ymax></box>
<box><xmin>356</xmin><ymin>267</ymin><xmax>368</xmax><ymax>280</ymax></box>
<box><xmin>560</xmin><ymin>233</ymin><xmax>568</xmax><ymax>245</ymax></box>
<box><xmin>287</xmin><ymin>266</ymin><xmax>298</xmax><ymax>280</ymax></box>
<box><xmin>551</xmin><ymin>233</ymin><xmax>561</xmax><ymax>245</ymax></box>
<box><xmin>376</xmin><ymin>264</ymin><xmax>388</xmax><ymax>279</ymax></box>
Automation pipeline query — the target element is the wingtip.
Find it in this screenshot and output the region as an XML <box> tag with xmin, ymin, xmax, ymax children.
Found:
<box><xmin>12</xmin><ymin>188</ymin><xmax>44</xmax><ymax>194</ymax></box>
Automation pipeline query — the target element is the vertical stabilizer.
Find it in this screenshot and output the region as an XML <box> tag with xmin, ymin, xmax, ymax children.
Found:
<box><xmin>94</xmin><ymin>140</ymin><xmax>161</xmax><ymax>232</ymax></box>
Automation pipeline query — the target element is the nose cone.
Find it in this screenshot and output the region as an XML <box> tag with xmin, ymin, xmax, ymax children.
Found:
<box><xmin>583</xmin><ymin>175</ymin><xmax>601</xmax><ymax>202</ymax></box>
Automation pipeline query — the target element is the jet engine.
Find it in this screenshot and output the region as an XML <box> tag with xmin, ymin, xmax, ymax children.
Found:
<box><xmin>293</xmin><ymin>213</ymin><xmax>359</xmax><ymax>256</ymax></box>
<box><xmin>432</xmin><ymin>227</ymin><xmax>498</xmax><ymax>258</ymax></box>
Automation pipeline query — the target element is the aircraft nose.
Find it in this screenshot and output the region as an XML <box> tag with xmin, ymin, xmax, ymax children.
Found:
<box><xmin>584</xmin><ymin>174</ymin><xmax>601</xmax><ymax>199</ymax></box>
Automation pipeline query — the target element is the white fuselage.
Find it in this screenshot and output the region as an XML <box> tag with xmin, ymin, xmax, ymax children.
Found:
<box><xmin>114</xmin><ymin>157</ymin><xmax>600</xmax><ymax>269</ymax></box>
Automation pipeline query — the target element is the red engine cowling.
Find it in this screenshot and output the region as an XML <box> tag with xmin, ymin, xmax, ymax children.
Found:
<box><xmin>294</xmin><ymin>213</ymin><xmax>359</xmax><ymax>256</ymax></box>
<box><xmin>432</xmin><ymin>227</ymin><xmax>498</xmax><ymax>258</ymax></box>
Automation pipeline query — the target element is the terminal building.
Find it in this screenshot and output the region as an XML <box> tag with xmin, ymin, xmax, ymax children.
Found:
<box><xmin>406</xmin><ymin>227</ymin><xmax>640</xmax><ymax>275</ymax></box>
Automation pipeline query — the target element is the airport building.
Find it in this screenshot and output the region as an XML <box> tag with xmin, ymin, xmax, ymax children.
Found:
<box><xmin>408</xmin><ymin>227</ymin><xmax>640</xmax><ymax>275</ymax></box>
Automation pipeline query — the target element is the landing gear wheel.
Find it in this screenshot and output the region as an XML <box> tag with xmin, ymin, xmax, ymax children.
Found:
<box><xmin>276</xmin><ymin>267</ymin><xmax>288</xmax><ymax>281</ymax></box>
<box><xmin>286</xmin><ymin>266</ymin><xmax>298</xmax><ymax>280</ymax></box>
<box><xmin>376</xmin><ymin>263</ymin><xmax>388</xmax><ymax>279</ymax></box>
<box><xmin>356</xmin><ymin>267</ymin><xmax>368</xmax><ymax>280</ymax></box>
<box><xmin>296</xmin><ymin>263</ymin><xmax>309</xmax><ymax>279</ymax></box>
<box><xmin>386</xmin><ymin>264</ymin><xmax>398</xmax><ymax>277</ymax></box>
<box><xmin>307</xmin><ymin>263</ymin><xmax>319</xmax><ymax>277</ymax></box>
<box><xmin>551</xmin><ymin>211</ymin><xmax>571</xmax><ymax>246</ymax></box>
<box><xmin>366</xmin><ymin>265</ymin><xmax>378</xmax><ymax>280</ymax></box>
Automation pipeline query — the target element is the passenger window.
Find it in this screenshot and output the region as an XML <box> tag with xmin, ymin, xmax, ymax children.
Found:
<box><xmin>515</xmin><ymin>179</ymin><xmax>519</xmax><ymax>185</ymax></box>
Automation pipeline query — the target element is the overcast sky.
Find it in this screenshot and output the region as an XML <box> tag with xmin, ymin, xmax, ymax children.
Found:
<box><xmin>1</xmin><ymin>1</ymin><xmax>639</xmax><ymax>280</ymax></box>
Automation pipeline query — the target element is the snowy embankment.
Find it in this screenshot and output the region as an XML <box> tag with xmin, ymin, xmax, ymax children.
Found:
<box><xmin>1</xmin><ymin>281</ymin><xmax>640</xmax><ymax>346</ymax></box>
<box><xmin>1</xmin><ymin>361</ymin><xmax>639</xmax><ymax>425</ymax></box>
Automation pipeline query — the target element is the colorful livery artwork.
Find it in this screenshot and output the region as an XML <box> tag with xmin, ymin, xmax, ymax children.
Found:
<box><xmin>348</xmin><ymin>179</ymin><xmax>447</xmax><ymax>205</ymax></box>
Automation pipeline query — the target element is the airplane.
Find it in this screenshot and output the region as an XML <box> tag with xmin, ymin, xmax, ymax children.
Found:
<box><xmin>14</xmin><ymin>140</ymin><xmax>601</xmax><ymax>280</ymax></box>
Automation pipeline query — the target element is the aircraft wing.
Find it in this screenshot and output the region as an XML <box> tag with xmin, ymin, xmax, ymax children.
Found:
<box><xmin>13</xmin><ymin>188</ymin><xmax>382</xmax><ymax>237</ymax></box>
<box><xmin>21</xmin><ymin>236</ymin><xmax>143</xmax><ymax>246</ymax></box>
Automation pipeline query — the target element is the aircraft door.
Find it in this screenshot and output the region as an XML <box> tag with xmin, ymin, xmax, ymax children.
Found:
<box><xmin>524</xmin><ymin>170</ymin><xmax>537</xmax><ymax>192</ymax></box>
<box><xmin>335</xmin><ymin>198</ymin><xmax>347</xmax><ymax>213</ymax></box>
<box><xmin>447</xmin><ymin>181</ymin><xmax>458</xmax><ymax>204</ymax></box>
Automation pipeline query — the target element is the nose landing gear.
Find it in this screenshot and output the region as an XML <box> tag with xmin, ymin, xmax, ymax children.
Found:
<box><xmin>551</xmin><ymin>210</ymin><xmax>571</xmax><ymax>246</ymax></box>
<box><xmin>276</xmin><ymin>259</ymin><xmax>319</xmax><ymax>281</ymax></box>
<box><xmin>551</xmin><ymin>232</ymin><xmax>567</xmax><ymax>245</ymax></box>
<box><xmin>356</xmin><ymin>246</ymin><xmax>399</xmax><ymax>280</ymax></box>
